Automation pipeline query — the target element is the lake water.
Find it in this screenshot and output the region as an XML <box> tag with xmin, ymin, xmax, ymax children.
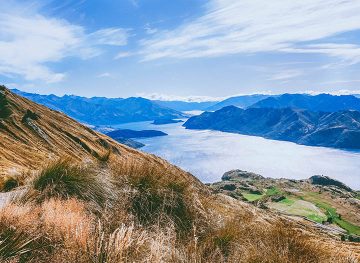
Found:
<box><xmin>113</xmin><ymin>120</ymin><xmax>360</xmax><ymax>190</ymax></box>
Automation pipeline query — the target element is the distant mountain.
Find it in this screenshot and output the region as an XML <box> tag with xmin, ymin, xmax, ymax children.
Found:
<box><xmin>153</xmin><ymin>100</ymin><xmax>218</xmax><ymax>111</ymax></box>
<box><xmin>12</xmin><ymin>89</ymin><xmax>186</xmax><ymax>125</ymax></box>
<box><xmin>183</xmin><ymin>106</ymin><xmax>360</xmax><ymax>149</ymax></box>
<box><xmin>251</xmin><ymin>93</ymin><xmax>360</xmax><ymax>112</ymax></box>
<box><xmin>206</xmin><ymin>95</ymin><xmax>272</xmax><ymax>111</ymax></box>
<box><xmin>106</xmin><ymin>129</ymin><xmax>167</xmax><ymax>139</ymax></box>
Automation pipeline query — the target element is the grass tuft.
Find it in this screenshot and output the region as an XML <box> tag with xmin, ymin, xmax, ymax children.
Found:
<box><xmin>21</xmin><ymin>160</ymin><xmax>110</xmax><ymax>209</ymax></box>
<box><xmin>0</xmin><ymin>228</ymin><xmax>39</xmax><ymax>261</ymax></box>
<box><xmin>0</xmin><ymin>176</ymin><xmax>19</xmax><ymax>192</ymax></box>
<box><xmin>112</xmin><ymin>160</ymin><xmax>195</xmax><ymax>238</ymax></box>
<box><xmin>97</xmin><ymin>149</ymin><xmax>111</xmax><ymax>163</ymax></box>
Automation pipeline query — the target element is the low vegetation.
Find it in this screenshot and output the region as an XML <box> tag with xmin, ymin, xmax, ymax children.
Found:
<box><xmin>0</xmin><ymin>91</ymin><xmax>12</xmax><ymax>119</ymax></box>
<box><xmin>0</xmin><ymin>176</ymin><xmax>20</xmax><ymax>192</ymax></box>
<box><xmin>19</xmin><ymin>160</ymin><xmax>110</xmax><ymax>209</ymax></box>
<box><xmin>0</xmin><ymin>159</ymin><xmax>358</xmax><ymax>262</ymax></box>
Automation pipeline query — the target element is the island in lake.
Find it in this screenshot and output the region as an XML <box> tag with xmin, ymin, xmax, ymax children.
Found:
<box><xmin>152</xmin><ymin>118</ymin><xmax>184</xmax><ymax>125</ymax></box>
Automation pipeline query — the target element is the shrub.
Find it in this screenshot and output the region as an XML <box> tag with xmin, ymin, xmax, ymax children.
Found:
<box><xmin>0</xmin><ymin>92</ymin><xmax>12</xmax><ymax>119</ymax></box>
<box><xmin>22</xmin><ymin>160</ymin><xmax>110</xmax><ymax>209</ymax></box>
<box><xmin>21</xmin><ymin>110</ymin><xmax>39</xmax><ymax>123</ymax></box>
<box><xmin>0</xmin><ymin>176</ymin><xmax>19</xmax><ymax>192</ymax></box>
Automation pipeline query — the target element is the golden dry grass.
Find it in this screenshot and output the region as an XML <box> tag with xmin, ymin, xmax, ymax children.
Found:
<box><xmin>0</xmin><ymin>158</ymin><xmax>358</xmax><ymax>262</ymax></box>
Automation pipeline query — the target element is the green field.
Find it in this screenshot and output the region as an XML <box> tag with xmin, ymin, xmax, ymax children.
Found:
<box><xmin>243</xmin><ymin>193</ymin><xmax>264</xmax><ymax>201</ymax></box>
<box><xmin>302</xmin><ymin>192</ymin><xmax>360</xmax><ymax>235</ymax></box>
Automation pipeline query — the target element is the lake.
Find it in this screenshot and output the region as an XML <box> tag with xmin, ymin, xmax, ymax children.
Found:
<box><xmin>113</xmin><ymin>120</ymin><xmax>360</xmax><ymax>190</ymax></box>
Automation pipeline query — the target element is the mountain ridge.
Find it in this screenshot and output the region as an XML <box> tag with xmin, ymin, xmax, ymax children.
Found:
<box><xmin>251</xmin><ymin>93</ymin><xmax>360</xmax><ymax>112</ymax></box>
<box><xmin>183</xmin><ymin>105</ymin><xmax>360</xmax><ymax>149</ymax></box>
<box><xmin>11</xmin><ymin>89</ymin><xmax>186</xmax><ymax>125</ymax></box>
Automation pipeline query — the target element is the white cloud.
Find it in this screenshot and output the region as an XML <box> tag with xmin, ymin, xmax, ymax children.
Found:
<box><xmin>304</xmin><ymin>89</ymin><xmax>360</xmax><ymax>96</ymax></box>
<box><xmin>136</xmin><ymin>92</ymin><xmax>225</xmax><ymax>102</ymax></box>
<box><xmin>283</xmin><ymin>44</ymin><xmax>360</xmax><ymax>65</ymax></box>
<box><xmin>144</xmin><ymin>24</ymin><xmax>158</xmax><ymax>35</ymax></box>
<box><xmin>129</xmin><ymin>0</ymin><xmax>139</xmax><ymax>8</ymax></box>
<box><xmin>97</xmin><ymin>72</ymin><xmax>111</xmax><ymax>78</ymax></box>
<box><xmin>0</xmin><ymin>2</ymin><xmax>129</xmax><ymax>83</ymax></box>
<box><xmin>114</xmin><ymin>52</ymin><xmax>133</xmax><ymax>59</ymax></box>
<box><xmin>140</xmin><ymin>0</ymin><xmax>360</xmax><ymax>62</ymax></box>
<box><xmin>269</xmin><ymin>70</ymin><xmax>303</xmax><ymax>81</ymax></box>
<box><xmin>88</xmin><ymin>28</ymin><xmax>129</xmax><ymax>46</ymax></box>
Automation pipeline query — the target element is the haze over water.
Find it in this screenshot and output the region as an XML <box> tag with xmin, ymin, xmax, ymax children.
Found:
<box><xmin>114</xmin><ymin>120</ymin><xmax>360</xmax><ymax>190</ymax></box>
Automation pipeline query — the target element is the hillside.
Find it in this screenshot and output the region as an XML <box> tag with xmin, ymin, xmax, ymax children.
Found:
<box><xmin>251</xmin><ymin>93</ymin><xmax>360</xmax><ymax>112</ymax></box>
<box><xmin>0</xmin><ymin>86</ymin><xmax>359</xmax><ymax>262</ymax></box>
<box><xmin>211</xmin><ymin>170</ymin><xmax>360</xmax><ymax>239</ymax></box>
<box><xmin>206</xmin><ymin>94</ymin><xmax>272</xmax><ymax>111</ymax></box>
<box><xmin>12</xmin><ymin>89</ymin><xmax>185</xmax><ymax>125</ymax></box>
<box><xmin>0</xmin><ymin>85</ymin><xmax>159</xmax><ymax>175</ymax></box>
<box><xmin>184</xmin><ymin>106</ymin><xmax>360</xmax><ymax>149</ymax></box>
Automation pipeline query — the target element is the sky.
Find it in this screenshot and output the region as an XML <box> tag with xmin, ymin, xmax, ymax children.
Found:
<box><xmin>1</xmin><ymin>0</ymin><xmax>360</xmax><ymax>101</ymax></box>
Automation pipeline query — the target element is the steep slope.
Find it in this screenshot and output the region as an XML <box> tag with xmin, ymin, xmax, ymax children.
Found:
<box><xmin>206</xmin><ymin>94</ymin><xmax>272</xmax><ymax>111</ymax></box>
<box><xmin>251</xmin><ymin>93</ymin><xmax>360</xmax><ymax>112</ymax></box>
<box><xmin>0</xmin><ymin>85</ymin><xmax>152</xmax><ymax>175</ymax></box>
<box><xmin>183</xmin><ymin>106</ymin><xmax>360</xmax><ymax>149</ymax></box>
<box><xmin>12</xmin><ymin>89</ymin><xmax>185</xmax><ymax>125</ymax></box>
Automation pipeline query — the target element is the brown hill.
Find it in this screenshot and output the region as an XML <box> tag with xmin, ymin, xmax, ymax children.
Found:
<box><xmin>0</xmin><ymin>85</ymin><xmax>157</xmax><ymax>176</ymax></box>
<box><xmin>0</xmin><ymin>85</ymin><xmax>359</xmax><ymax>262</ymax></box>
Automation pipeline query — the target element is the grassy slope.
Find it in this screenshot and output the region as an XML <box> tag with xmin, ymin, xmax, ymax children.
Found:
<box><xmin>1</xmin><ymin>87</ymin><xmax>360</xmax><ymax>261</ymax></box>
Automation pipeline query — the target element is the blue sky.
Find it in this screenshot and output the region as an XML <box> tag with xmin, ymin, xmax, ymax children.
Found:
<box><xmin>1</xmin><ymin>0</ymin><xmax>360</xmax><ymax>101</ymax></box>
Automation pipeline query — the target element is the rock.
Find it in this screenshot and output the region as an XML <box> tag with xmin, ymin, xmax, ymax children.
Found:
<box><xmin>221</xmin><ymin>184</ymin><xmax>237</xmax><ymax>191</ymax></box>
<box><xmin>271</xmin><ymin>195</ymin><xmax>286</xmax><ymax>202</ymax></box>
<box><xmin>348</xmin><ymin>198</ymin><xmax>360</xmax><ymax>209</ymax></box>
<box><xmin>249</xmin><ymin>189</ymin><xmax>262</xmax><ymax>195</ymax></box>
<box><xmin>309</xmin><ymin>175</ymin><xmax>353</xmax><ymax>192</ymax></box>
<box><xmin>222</xmin><ymin>170</ymin><xmax>264</xmax><ymax>181</ymax></box>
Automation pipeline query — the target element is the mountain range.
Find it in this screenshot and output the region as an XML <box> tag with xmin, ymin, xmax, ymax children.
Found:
<box><xmin>153</xmin><ymin>100</ymin><xmax>217</xmax><ymax>111</ymax></box>
<box><xmin>251</xmin><ymin>93</ymin><xmax>360</xmax><ymax>112</ymax></box>
<box><xmin>207</xmin><ymin>94</ymin><xmax>273</xmax><ymax>111</ymax></box>
<box><xmin>12</xmin><ymin>89</ymin><xmax>186</xmax><ymax>125</ymax></box>
<box><xmin>184</xmin><ymin>106</ymin><xmax>360</xmax><ymax>149</ymax></box>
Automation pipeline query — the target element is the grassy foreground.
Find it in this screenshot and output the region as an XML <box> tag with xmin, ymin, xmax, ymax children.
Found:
<box><xmin>0</xmin><ymin>159</ymin><xmax>358</xmax><ymax>262</ymax></box>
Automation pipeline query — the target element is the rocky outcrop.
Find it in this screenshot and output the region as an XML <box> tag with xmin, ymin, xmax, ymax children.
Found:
<box><xmin>221</xmin><ymin>170</ymin><xmax>264</xmax><ymax>181</ymax></box>
<box><xmin>309</xmin><ymin>175</ymin><xmax>353</xmax><ymax>192</ymax></box>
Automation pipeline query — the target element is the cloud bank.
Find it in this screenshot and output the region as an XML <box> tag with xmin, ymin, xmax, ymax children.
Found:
<box><xmin>141</xmin><ymin>0</ymin><xmax>360</xmax><ymax>62</ymax></box>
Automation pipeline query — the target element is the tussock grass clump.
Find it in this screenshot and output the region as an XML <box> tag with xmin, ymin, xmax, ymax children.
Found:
<box><xmin>0</xmin><ymin>228</ymin><xmax>40</xmax><ymax>261</ymax></box>
<box><xmin>112</xmin><ymin>160</ymin><xmax>196</xmax><ymax>238</ymax></box>
<box><xmin>97</xmin><ymin>149</ymin><xmax>111</xmax><ymax>163</ymax></box>
<box><xmin>0</xmin><ymin>204</ymin><xmax>51</xmax><ymax>262</ymax></box>
<box><xmin>195</xmin><ymin>217</ymin><xmax>334</xmax><ymax>263</ymax></box>
<box><xmin>88</xmin><ymin>223</ymin><xmax>149</xmax><ymax>263</ymax></box>
<box><xmin>0</xmin><ymin>176</ymin><xmax>20</xmax><ymax>192</ymax></box>
<box><xmin>22</xmin><ymin>159</ymin><xmax>110</xmax><ymax>208</ymax></box>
